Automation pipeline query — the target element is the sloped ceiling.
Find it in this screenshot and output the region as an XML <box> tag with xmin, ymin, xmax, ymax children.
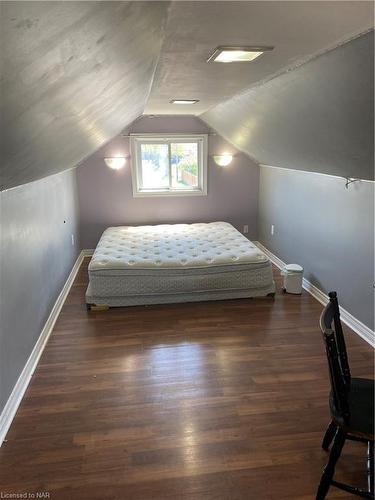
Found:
<box><xmin>202</xmin><ymin>30</ymin><xmax>374</xmax><ymax>180</ymax></box>
<box><xmin>146</xmin><ymin>1</ymin><xmax>373</xmax><ymax>115</ymax></box>
<box><xmin>1</xmin><ymin>1</ymin><xmax>169</xmax><ymax>190</ymax></box>
<box><xmin>1</xmin><ymin>1</ymin><xmax>373</xmax><ymax>189</ymax></box>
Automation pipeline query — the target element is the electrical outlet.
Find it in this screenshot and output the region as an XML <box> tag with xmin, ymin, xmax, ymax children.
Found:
<box><xmin>243</xmin><ymin>225</ymin><xmax>249</xmax><ymax>234</ymax></box>
<box><xmin>271</xmin><ymin>225</ymin><xmax>274</xmax><ymax>236</ymax></box>
<box><xmin>71</xmin><ymin>234</ymin><xmax>75</xmax><ymax>246</ymax></box>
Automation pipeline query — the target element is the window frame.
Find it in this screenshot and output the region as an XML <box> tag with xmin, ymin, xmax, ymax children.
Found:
<box><xmin>130</xmin><ymin>133</ymin><xmax>208</xmax><ymax>197</ymax></box>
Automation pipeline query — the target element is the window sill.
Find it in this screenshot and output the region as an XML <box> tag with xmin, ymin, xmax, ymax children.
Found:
<box><xmin>132</xmin><ymin>189</ymin><xmax>207</xmax><ymax>198</ymax></box>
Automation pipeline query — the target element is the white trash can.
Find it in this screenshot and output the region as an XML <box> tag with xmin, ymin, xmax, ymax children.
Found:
<box><xmin>281</xmin><ymin>264</ymin><xmax>304</xmax><ymax>294</ymax></box>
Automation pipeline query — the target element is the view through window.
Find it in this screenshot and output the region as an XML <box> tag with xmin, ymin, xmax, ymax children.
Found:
<box><xmin>130</xmin><ymin>135</ymin><xmax>207</xmax><ymax>196</ymax></box>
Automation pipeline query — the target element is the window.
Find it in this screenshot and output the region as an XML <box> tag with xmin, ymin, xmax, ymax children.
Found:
<box><xmin>130</xmin><ymin>134</ymin><xmax>208</xmax><ymax>197</ymax></box>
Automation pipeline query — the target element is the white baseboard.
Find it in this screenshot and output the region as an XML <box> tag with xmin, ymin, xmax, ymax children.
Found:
<box><xmin>0</xmin><ymin>250</ymin><xmax>86</xmax><ymax>447</ymax></box>
<box><xmin>254</xmin><ymin>241</ymin><xmax>375</xmax><ymax>348</ymax></box>
<box><xmin>82</xmin><ymin>248</ymin><xmax>94</xmax><ymax>257</ymax></box>
<box><xmin>255</xmin><ymin>242</ymin><xmax>285</xmax><ymax>270</ymax></box>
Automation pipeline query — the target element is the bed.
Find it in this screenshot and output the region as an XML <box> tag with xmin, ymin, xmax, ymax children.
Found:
<box><xmin>86</xmin><ymin>222</ymin><xmax>275</xmax><ymax>308</ymax></box>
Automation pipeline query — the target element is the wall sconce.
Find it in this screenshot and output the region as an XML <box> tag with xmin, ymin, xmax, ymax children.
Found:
<box><xmin>212</xmin><ymin>153</ymin><xmax>233</xmax><ymax>167</ymax></box>
<box><xmin>104</xmin><ymin>157</ymin><xmax>127</xmax><ymax>170</ymax></box>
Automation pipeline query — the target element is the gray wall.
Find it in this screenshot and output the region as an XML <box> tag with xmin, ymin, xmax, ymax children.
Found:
<box><xmin>0</xmin><ymin>169</ymin><xmax>80</xmax><ymax>413</ymax></box>
<box><xmin>202</xmin><ymin>31</ymin><xmax>374</xmax><ymax>181</ymax></box>
<box><xmin>258</xmin><ymin>166</ymin><xmax>374</xmax><ymax>330</ymax></box>
<box><xmin>77</xmin><ymin>115</ymin><xmax>259</xmax><ymax>248</ymax></box>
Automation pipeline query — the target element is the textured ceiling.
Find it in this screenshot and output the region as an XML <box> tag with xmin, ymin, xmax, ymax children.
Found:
<box><xmin>1</xmin><ymin>1</ymin><xmax>373</xmax><ymax>189</ymax></box>
<box><xmin>202</xmin><ymin>31</ymin><xmax>374</xmax><ymax>180</ymax></box>
<box><xmin>145</xmin><ymin>1</ymin><xmax>373</xmax><ymax>115</ymax></box>
<box><xmin>1</xmin><ymin>1</ymin><xmax>169</xmax><ymax>190</ymax></box>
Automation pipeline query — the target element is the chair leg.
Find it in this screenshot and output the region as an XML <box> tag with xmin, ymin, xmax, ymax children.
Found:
<box><xmin>322</xmin><ymin>420</ymin><xmax>337</xmax><ymax>451</ymax></box>
<box><xmin>316</xmin><ymin>429</ymin><xmax>346</xmax><ymax>500</ymax></box>
<box><xmin>368</xmin><ymin>441</ymin><xmax>374</xmax><ymax>495</ymax></box>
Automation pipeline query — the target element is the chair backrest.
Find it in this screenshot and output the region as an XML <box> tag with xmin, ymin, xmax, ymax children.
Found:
<box><xmin>319</xmin><ymin>291</ymin><xmax>351</xmax><ymax>384</ymax></box>
<box><xmin>322</xmin><ymin>329</ymin><xmax>350</xmax><ymax>420</ymax></box>
<box><xmin>320</xmin><ymin>291</ymin><xmax>351</xmax><ymax>421</ymax></box>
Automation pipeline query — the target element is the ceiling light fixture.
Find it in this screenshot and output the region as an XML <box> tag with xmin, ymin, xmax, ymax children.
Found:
<box><xmin>213</xmin><ymin>154</ymin><xmax>233</xmax><ymax>167</ymax></box>
<box><xmin>207</xmin><ymin>46</ymin><xmax>273</xmax><ymax>63</ymax></box>
<box><xmin>104</xmin><ymin>157</ymin><xmax>127</xmax><ymax>170</ymax></box>
<box><xmin>170</xmin><ymin>99</ymin><xmax>199</xmax><ymax>104</ymax></box>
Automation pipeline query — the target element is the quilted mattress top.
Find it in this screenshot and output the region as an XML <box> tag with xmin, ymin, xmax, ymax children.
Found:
<box><xmin>89</xmin><ymin>222</ymin><xmax>269</xmax><ymax>271</ymax></box>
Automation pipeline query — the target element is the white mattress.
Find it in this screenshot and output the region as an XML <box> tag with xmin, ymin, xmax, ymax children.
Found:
<box><xmin>86</xmin><ymin>222</ymin><xmax>275</xmax><ymax>306</ymax></box>
<box><xmin>89</xmin><ymin>222</ymin><xmax>268</xmax><ymax>271</ymax></box>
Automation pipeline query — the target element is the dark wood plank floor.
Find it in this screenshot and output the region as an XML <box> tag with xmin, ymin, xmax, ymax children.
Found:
<box><xmin>0</xmin><ymin>259</ymin><xmax>373</xmax><ymax>499</ymax></box>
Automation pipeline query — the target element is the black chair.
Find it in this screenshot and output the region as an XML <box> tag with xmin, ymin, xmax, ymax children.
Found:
<box><xmin>317</xmin><ymin>291</ymin><xmax>374</xmax><ymax>499</ymax></box>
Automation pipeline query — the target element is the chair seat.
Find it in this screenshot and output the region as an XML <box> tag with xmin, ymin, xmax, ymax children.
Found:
<box><xmin>330</xmin><ymin>377</ymin><xmax>374</xmax><ymax>439</ymax></box>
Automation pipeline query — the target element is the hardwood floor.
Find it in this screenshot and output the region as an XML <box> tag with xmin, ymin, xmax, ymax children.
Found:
<box><xmin>0</xmin><ymin>259</ymin><xmax>373</xmax><ymax>499</ymax></box>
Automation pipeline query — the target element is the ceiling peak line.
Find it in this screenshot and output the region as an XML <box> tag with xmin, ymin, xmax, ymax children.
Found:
<box><xmin>142</xmin><ymin>1</ymin><xmax>173</xmax><ymax>117</ymax></box>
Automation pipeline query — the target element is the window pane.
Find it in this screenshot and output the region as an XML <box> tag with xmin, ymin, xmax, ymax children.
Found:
<box><xmin>140</xmin><ymin>143</ymin><xmax>169</xmax><ymax>189</ymax></box>
<box><xmin>170</xmin><ymin>143</ymin><xmax>199</xmax><ymax>189</ymax></box>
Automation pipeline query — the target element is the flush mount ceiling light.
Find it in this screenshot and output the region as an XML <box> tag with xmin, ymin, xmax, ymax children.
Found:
<box><xmin>104</xmin><ymin>157</ymin><xmax>126</xmax><ymax>170</ymax></box>
<box><xmin>170</xmin><ymin>99</ymin><xmax>199</xmax><ymax>104</ymax></box>
<box><xmin>207</xmin><ymin>46</ymin><xmax>274</xmax><ymax>63</ymax></box>
<box><xmin>212</xmin><ymin>154</ymin><xmax>233</xmax><ymax>167</ymax></box>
